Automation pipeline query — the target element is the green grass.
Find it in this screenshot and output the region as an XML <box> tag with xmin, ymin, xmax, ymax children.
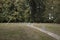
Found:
<box><xmin>33</xmin><ymin>23</ymin><xmax>60</xmax><ymax>35</ymax></box>
<box><xmin>0</xmin><ymin>23</ymin><xmax>56</xmax><ymax>40</ymax></box>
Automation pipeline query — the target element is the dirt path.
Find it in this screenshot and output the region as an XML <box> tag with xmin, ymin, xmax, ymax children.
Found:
<box><xmin>27</xmin><ymin>23</ymin><xmax>60</xmax><ymax>40</ymax></box>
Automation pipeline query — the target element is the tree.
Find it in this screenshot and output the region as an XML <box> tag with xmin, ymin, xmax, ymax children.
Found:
<box><xmin>28</xmin><ymin>0</ymin><xmax>45</xmax><ymax>23</ymax></box>
<box><xmin>0</xmin><ymin>0</ymin><xmax>30</xmax><ymax>23</ymax></box>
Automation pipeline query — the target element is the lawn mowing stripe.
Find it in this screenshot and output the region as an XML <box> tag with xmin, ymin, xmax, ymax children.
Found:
<box><xmin>27</xmin><ymin>24</ymin><xmax>60</xmax><ymax>40</ymax></box>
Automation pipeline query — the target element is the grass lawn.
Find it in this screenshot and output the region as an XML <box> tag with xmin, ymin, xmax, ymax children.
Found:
<box><xmin>0</xmin><ymin>23</ymin><xmax>56</xmax><ymax>40</ymax></box>
<box><xmin>33</xmin><ymin>23</ymin><xmax>60</xmax><ymax>35</ymax></box>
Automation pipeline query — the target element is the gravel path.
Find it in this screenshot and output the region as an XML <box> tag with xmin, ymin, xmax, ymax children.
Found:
<box><xmin>27</xmin><ymin>23</ymin><xmax>60</xmax><ymax>40</ymax></box>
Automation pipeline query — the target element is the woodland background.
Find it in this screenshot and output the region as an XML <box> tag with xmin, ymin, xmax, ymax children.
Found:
<box><xmin>0</xmin><ymin>0</ymin><xmax>60</xmax><ymax>23</ymax></box>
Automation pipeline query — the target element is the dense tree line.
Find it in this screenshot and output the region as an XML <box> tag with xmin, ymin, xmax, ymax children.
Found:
<box><xmin>28</xmin><ymin>0</ymin><xmax>45</xmax><ymax>23</ymax></box>
<box><xmin>0</xmin><ymin>0</ymin><xmax>30</xmax><ymax>23</ymax></box>
<box><xmin>0</xmin><ymin>0</ymin><xmax>60</xmax><ymax>23</ymax></box>
<box><xmin>43</xmin><ymin>0</ymin><xmax>60</xmax><ymax>23</ymax></box>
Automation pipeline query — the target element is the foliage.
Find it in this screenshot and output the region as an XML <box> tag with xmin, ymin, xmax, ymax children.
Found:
<box><xmin>0</xmin><ymin>0</ymin><xmax>60</xmax><ymax>23</ymax></box>
<box><xmin>0</xmin><ymin>0</ymin><xmax>30</xmax><ymax>23</ymax></box>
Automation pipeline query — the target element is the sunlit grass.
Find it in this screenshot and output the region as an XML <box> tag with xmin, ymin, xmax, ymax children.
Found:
<box><xmin>0</xmin><ymin>23</ymin><xmax>56</xmax><ymax>40</ymax></box>
<box><xmin>33</xmin><ymin>23</ymin><xmax>60</xmax><ymax>35</ymax></box>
